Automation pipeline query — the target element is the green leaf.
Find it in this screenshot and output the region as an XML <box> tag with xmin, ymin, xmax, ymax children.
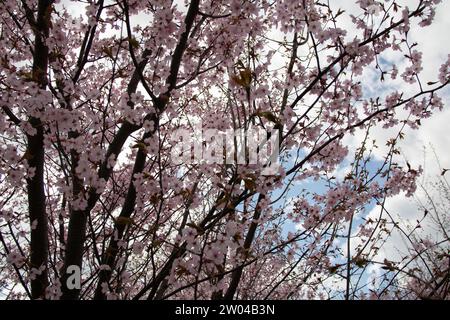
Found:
<box><xmin>244</xmin><ymin>178</ymin><xmax>256</xmax><ymax>191</ymax></box>
<box><xmin>115</xmin><ymin>217</ymin><xmax>134</xmax><ymax>225</ymax></box>
<box><xmin>103</xmin><ymin>46</ymin><xmax>114</xmax><ymax>59</ymax></box>
<box><xmin>231</xmin><ymin>68</ymin><xmax>252</xmax><ymax>88</ymax></box>
<box><xmin>328</xmin><ymin>265</ymin><xmax>339</xmax><ymax>274</ymax></box>
<box><xmin>354</xmin><ymin>257</ymin><xmax>368</xmax><ymax>268</ymax></box>
<box><xmin>253</xmin><ymin>111</ymin><xmax>281</xmax><ymax>127</ymax></box>
<box><xmin>186</xmin><ymin>222</ymin><xmax>204</xmax><ymax>234</ymax></box>
<box><xmin>132</xmin><ymin>142</ymin><xmax>148</xmax><ymax>153</ymax></box>
<box><xmin>128</xmin><ymin>37</ymin><xmax>140</xmax><ymax>49</ymax></box>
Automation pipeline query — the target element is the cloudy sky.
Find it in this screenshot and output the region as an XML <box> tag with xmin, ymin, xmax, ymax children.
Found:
<box><xmin>343</xmin><ymin>0</ymin><xmax>450</xmax><ymax>259</ymax></box>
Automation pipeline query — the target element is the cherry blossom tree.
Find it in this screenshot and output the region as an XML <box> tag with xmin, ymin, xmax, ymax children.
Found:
<box><xmin>0</xmin><ymin>0</ymin><xmax>449</xmax><ymax>300</ymax></box>
<box><xmin>369</xmin><ymin>151</ymin><xmax>450</xmax><ymax>300</ymax></box>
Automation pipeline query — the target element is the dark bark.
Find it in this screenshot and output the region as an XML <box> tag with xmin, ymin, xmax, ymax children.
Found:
<box><xmin>60</xmin><ymin>133</ymin><xmax>85</xmax><ymax>300</ymax></box>
<box><xmin>93</xmin><ymin>129</ymin><xmax>153</xmax><ymax>299</ymax></box>
<box><xmin>223</xmin><ymin>195</ymin><xmax>264</xmax><ymax>300</ymax></box>
<box><xmin>60</xmin><ymin>47</ymin><xmax>150</xmax><ymax>300</ymax></box>
<box><xmin>26</xmin><ymin>0</ymin><xmax>53</xmax><ymax>300</ymax></box>
<box><xmin>92</xmin><ymin>0</ymin><xmax>200</xmax><ymax>300</ymax></box>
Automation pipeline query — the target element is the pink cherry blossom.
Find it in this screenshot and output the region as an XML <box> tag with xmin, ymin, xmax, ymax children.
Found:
<box><xmin>0</xmin><ymin>0</ymin><xmax>448</xmax><ymax>301</ymax></box>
